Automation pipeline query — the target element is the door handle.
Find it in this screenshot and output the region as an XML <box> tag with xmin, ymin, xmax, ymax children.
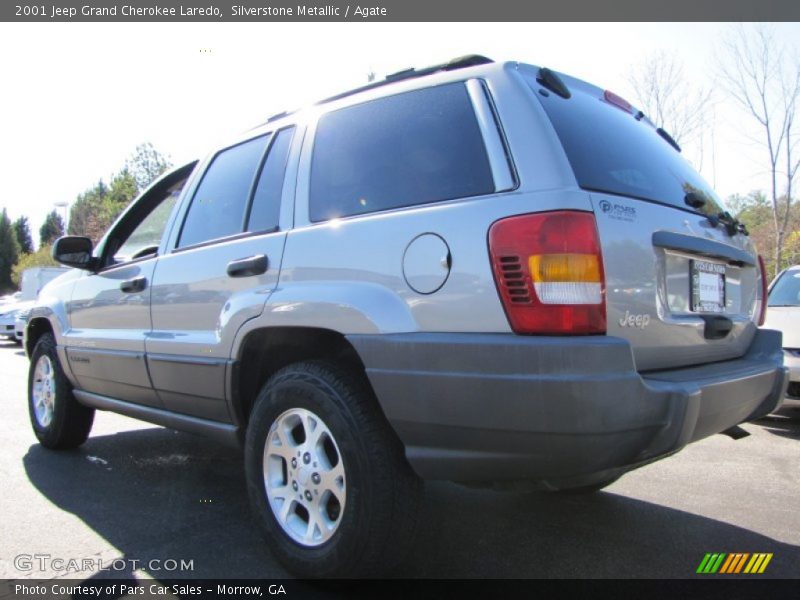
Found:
<box><xmin>120</xmin><ymin>276</ymin><xmax>147</xmax><ymax>293</ymax></box>
<box><xmin>227</xmin><ymin>254</ymin><xmax>268</xmax><ymax>278</ymax></box>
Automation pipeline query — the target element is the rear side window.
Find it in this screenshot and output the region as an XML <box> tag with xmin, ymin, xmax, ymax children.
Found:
<box><xmin>530</xmin><ymin>75</ymin><xmax>726</xmax><ymax>215</ymax></box>
<box><xmin>179</xmin><ymin>135</ymin><xmax>269</xmax><ymax>248</ymax></box>
<box><xmin>309</xmin><ymin>83</ymin><xmax>494</xmax><ymax>222</ymax></box>
<box><xmin>247</xmin><ymin>127</ymin><xmax>295</xmax><ymax>233</ymax></box>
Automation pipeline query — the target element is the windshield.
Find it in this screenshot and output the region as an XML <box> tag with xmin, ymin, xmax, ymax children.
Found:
<box><xmin>769</xmin><ymin>269</ymin><xmax>800</xmax><ymax>307</ymax></box>
<box><xmin>528</xmin><ymin>72</ymin><xmax>726</xmax><ymax>216</ymax></box>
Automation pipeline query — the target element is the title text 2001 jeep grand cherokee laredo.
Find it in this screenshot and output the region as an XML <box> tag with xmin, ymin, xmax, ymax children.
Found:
<box><xmin>26</xmin><ymin>56</ymin><xmax>787</xmax><ymax>577</ymax></box>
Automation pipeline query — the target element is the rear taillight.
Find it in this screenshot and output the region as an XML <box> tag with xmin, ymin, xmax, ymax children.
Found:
<box><xmin>489</xmin><ymin>211</ymin><xmax>606</xmax><ymax>335</ymax></box>
<box><xmin>758</xmin><ymin>254</ymin><xmax>768</xmax><ymax>326</ymax></box>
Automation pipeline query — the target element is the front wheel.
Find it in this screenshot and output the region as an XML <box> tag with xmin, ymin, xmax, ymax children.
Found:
<box><xmin>245</xmin><ymin>361</ymin><xmax>422</xmax><ymax>578</ymax></box>
<box><xmin>28</xmin><ymin>332</ymin><xmax>94</xmax><ymax>449</ymax></box>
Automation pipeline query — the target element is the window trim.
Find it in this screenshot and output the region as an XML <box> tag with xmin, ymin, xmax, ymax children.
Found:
<box><xmin>465</xmin><ymin>78</ymin><xmax>517</xmax><ymax>192</ymax></box>
<box><xmin>171</xmin><ymin>226</ymin><xmax>281</xmax><ymax>255</ymax></box>
<box><xmin>243</xmin><ymin>126</ymin><xmax>296</xmax><ymax>233</ymax></box>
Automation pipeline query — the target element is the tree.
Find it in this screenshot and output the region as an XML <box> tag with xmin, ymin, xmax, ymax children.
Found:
<box><xmin>717</xmin><ymin>24</ymin><xmax>800</xmax><ymax>274</ymax></box>
<box><xmin>68</xmin><ymin>180</ymin><xmax>108</xmax><ymax>240</ymax></box>
<box><xmin>627</xmin><ymin>50</ymin><xmax>714</xmax><ymax>149</ymax></box>
<box><xmin>0</xmin><ymin>209</ymin><xmax>20</xmax><ymax>290</ymax></box>
<box><xmin>68</xmin><ymin>143</ymin><xmax>168</xmax><ymax>244</ymax></box>
<box><xmin>12</xmin><ymin>216</ymin><xmax>34</xmax><ymax>254</ymax></box>
<box><xmin>12</xmin><ymin>244</ymin><xmax>58</xmax><ymax>287</ymax></box>
<box><xmin>40</xmin><ymin>210</ymin><xmax>65</xmax><ymax>246</ymax></box>
<box><xmin>125</xmin><ymin>142</ymin><xmax>171</xmax><ymax>192</ymax></box>
<box><xmin>728</xmin><ymin>189</ymin><xmax>800</xmax><ymax>277</ymax></box>
<box><xmin>68</xmin><ymin>170</ymin><xmax>138</xmax><ymax>243</ymax></box>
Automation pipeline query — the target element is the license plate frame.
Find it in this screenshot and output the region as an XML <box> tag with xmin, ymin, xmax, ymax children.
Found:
<box><xmin>691</xmin><ymin>259</ymin><xmax>726</xmax><ymax>313</ymax></box>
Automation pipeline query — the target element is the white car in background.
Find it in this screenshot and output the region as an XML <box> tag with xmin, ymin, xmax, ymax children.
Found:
<box><xmin>14</xmin><ymin>308</ymin><xmax>31</xmax><ymax>342</ymax></box>
<box><xmin>764</xmin><ymin>265</ymin><xmax>800</xmax><ymax>408</ymax></box>
<box><xmin>0</xmin><ymin>292</ymin><xmax>22</xmax><ymax>305</ymax></box>
<box><xmin>0</xmin><ymin>302</ymin><xmax>30</xmax><ymax>341</ymax></box>
<box><xmin>0</xmin><ymin>267</ymin><xmax>68</xmax><ymax>344</ymax></box>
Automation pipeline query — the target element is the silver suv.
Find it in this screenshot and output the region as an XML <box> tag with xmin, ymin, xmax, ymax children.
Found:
<box><xmin>26</xmin><ymin>56</ymin><xmax>787</xmax><ymax>577</ymax></box>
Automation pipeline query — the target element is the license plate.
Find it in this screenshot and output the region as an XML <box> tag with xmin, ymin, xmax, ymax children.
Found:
<box><xmin>691</xmin><ymin>260</ymin><xmax>726</xmax><ymax>313</ymax></box>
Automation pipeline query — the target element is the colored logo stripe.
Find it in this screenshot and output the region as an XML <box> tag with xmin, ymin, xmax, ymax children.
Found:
<box><xmin>719</xmin><ymin>553</ymin><xmax>749</xmax><ymax>573</ymax></box>
<box><xmin>697</xmin><ymin>553</ymin><xmax>773</xmax><ymax>574</ymax></box>
<box><xmin>744</xmin><ymin>553</ymin><xmax>773</xmax><ymax>574</ymax></box>
<box><xmin>697</xmin><ymin>553</ymin><xmax>726</xmax><ymax>573</ymax></box>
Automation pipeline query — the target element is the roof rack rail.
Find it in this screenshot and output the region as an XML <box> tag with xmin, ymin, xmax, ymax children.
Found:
<box><xmin>316</xmin><ymin>54</ymin><xmax>494</xmax><ymax>106</ymax></box>
<box><xmin>248</xmin><ymin>109</ymin><xmax>298</xmax><ymax>131</ymax></box>
<box><xmin>248</xmin><ymin>55</ymin><xmax>493</xmax><ymax>132</ymax></box>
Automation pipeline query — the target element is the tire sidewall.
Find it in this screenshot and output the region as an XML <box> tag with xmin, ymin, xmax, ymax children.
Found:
<box><xmin>244</xmin><ymin>367</ymin><xmax>377</xmax><ymax>577</ymax></box>
<box><xmin>28</xmin><ymin>333</ymin><xmax>72</xmax><ymax>445</ymax></box>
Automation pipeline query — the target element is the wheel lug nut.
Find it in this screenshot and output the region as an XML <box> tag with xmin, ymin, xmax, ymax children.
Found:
<box><xmin>291</xmin><ymin>458</ymin><xmax>297</xmax><ymax>468</ymax></box>
<box><xmin>303</xmin><ymin>452</ymin><xmax>311</xmax><ymax>464</ymax></box>
<box><xmin>304</xmin><ymin>490</ymin><xmax>312</xmax><ymax>501</ymax></box>
<box><xmin>311</xmin><ymin>473</ymin><xmax>321</xmax><ymax>484</ymax></box>
<box><xmin>292</xmin><ymin>481</ymin><xmax>298</xmax><ymax>491</ymax></box>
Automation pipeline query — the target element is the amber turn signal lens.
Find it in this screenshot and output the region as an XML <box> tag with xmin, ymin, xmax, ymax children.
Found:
<box><xmin>528</xmin><ymin>253</ymin><xmax>602</xmax><ymax>283</ymax></box>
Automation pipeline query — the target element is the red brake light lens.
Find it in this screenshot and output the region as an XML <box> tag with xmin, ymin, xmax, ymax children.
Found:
<box><xmin>488</xmin><ymin>211</ymin><xmax>606</xmax><ymax>335</ymax></box>
<box><xmin>603</xmin><ymin>90</ymin><xmax>633</xmax><ymax>113</ymax></box>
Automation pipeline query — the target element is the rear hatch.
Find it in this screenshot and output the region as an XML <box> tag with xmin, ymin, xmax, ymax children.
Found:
<box><xmin>527</xmin><ymin>69</ymin><xmax>762</xmax><ymax>371</ymax></box>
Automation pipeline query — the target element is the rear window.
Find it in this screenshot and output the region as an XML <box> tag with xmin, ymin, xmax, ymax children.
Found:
<box><xmin>309</xmin><ymin>83</ymin><xmax>494</xmax><ymax>222</ymax></box>
<box><xmin>529</xmin><ymin>75</ymin><xmax>725</xmax><ymax>215</ymax></box>
<box><xmin>769</xmin><ymin>270</ymin><xmax>800</xmax><ymax>307</ymax></box>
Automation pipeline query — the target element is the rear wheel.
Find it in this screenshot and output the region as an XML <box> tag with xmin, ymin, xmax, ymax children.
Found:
<box><xmin>28</xmin><ymin>332</ymin><xmax>94</xmax><ymax>449</ymax></box>
<box><xmin>245</xmin><ymin>360</ymin><xmax>422</xmax><ymax>577</ymax></box>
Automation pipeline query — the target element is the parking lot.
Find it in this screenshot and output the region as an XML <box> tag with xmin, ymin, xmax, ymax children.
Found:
<box><xmin>0</xmin><ymin>338</ymin><xmax>798</xmax><ymax>580</ymax></box>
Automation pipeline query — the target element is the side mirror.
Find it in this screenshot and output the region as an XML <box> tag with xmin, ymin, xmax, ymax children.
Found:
<box><xmin>51</xmin><ymin>236</ymin><xmax>97</xmax><ymax>271</ymax></box>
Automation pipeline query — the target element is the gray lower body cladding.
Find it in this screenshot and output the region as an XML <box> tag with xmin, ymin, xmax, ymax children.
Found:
<box><xmin>347</xmin><ymin>330</ymin><xmax>787</xmax><ymax>484</ymax></box>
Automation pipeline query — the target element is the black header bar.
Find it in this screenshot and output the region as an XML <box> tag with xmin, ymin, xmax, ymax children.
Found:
<box><xmin>3</xmin><ymin>0</ymin><xmax>800</xmax><ymax>22</ymax></box>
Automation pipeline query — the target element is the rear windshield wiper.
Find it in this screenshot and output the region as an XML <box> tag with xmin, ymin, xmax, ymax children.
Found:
<box><xmin>685</xmin><ymin>193</ymin><xmax>748</xmax><ymax>236</ymax></box>
<box><xmin>707</xmin><ymin>211</ymin><xmax>749</xmax><ymax>237</ymax></box>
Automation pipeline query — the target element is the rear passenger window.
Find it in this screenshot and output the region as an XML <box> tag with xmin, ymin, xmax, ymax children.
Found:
<box><xmin>178</xmin><ymin>135</ymin><xmax>269</xmax><ymax>248</ymax></box>
<box><xmin>309</xmin><ymin>83</ymin><xmax>494</xmax><ymax>222</ymax></box>
<box><xmin>247</xmin><ymin>127</ymin><xmax>295</xmax><ymax>233</ymax></box>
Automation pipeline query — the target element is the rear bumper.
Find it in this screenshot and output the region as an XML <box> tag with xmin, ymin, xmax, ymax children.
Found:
<box><xmin>348</xmin><ymin>329</ymin><xmax>787</xmax><ymax>486</ymax></box>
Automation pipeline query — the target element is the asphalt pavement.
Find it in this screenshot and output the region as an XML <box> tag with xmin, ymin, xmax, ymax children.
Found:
<box><xmin>0</xmin><ymin>339</ymin><xmax>798</xmax><ymax>580</ymax></box>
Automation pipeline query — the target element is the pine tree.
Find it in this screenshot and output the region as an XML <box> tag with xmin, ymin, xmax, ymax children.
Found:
<box><xmin>12</xmin><ymin>216</ymin><xmax>34</xmax><ymax>254</ymax></box>
<box><xmin>0</xmin><ymin>209</ymin><xmax>21</xmax><ymax>290</ymax></box>
<box><xmin>39</xmin><ymin>210</ymin><xmax>65</xmax><ymax>246</ymax></box>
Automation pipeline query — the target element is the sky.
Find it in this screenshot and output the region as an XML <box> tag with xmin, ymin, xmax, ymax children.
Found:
<box><xmin>1</xmin><ymin>21</ymin><xmax>799</xmax><ymax>246</ymax></box>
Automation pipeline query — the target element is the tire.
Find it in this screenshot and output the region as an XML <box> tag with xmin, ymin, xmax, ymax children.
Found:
<box><xmin>28</xmin><ymin>332</ymin><xmax>94</xmax><ymax>449</ymax></box>
<box><xmin>245</xmin><ymin>360</ymin><xmax>422</xmax><ymax>578</ymax></box>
